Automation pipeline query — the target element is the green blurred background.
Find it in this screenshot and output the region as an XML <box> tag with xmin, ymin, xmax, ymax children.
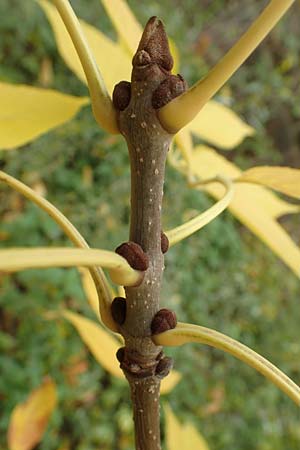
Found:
<box><xmin>0</xmin><ymin>0</ymin><xmax>300</xmax><ymax>449</ymax></box>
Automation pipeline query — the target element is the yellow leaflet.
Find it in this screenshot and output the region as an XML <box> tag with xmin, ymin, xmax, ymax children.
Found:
<box><xmin>237</xmin><ymin>166</ymin><xmax>300</xmax><ymax>199</ymax></box>
<box><xmin>62</xmin><ymin>310</ymin><xmax>181</xmax><ymax>394</ymax></box>
<box><xmin>184</xmin><ymin>100</ymin><xmax>254</xmax><ymax>149</ymax></box>
<box><xmin>176</xmin><ymin>144</ymin><xmax>300</xmax><ymax>276</ymax></box>
<box><xmin>78</xmin><ymin>268</ymin><xmax>102</xmax><ymax>320</ymax></box>
<box><xmin>99</xmin><ymin>0</ymin><xmax>142</xmax><ymax>55</ymax></box>
<box><xmin>99</xmin><ymin>0</ymin><xmax>179</xmax><ymax>73</ymax></box>
<box><xmin>184</xmin><ymin>145</ymin><xmax>299</xmax><ymax>219</ymax></box>
<box><xmin>158</xmin><ymin>0</ymin><xmax>296</xmax><ymax>133</ymax></box>
<box><xmin>38</xmin><ymin>0</ymin><xmax>132</xmax><ymax>94</ymax></box>
<box><xmin>164</xmin><ymin>404</ymin><xmax>210</xmax><ymax>450</ymax></box>
<box><xmin>62</xmin><ymin>310</ymin><xmax>123</xmax><ymax>378</ymax></box>
<box><xmin>0</xmin><ymin>82</ymin><xmax>88</xmax><ymax>150</ymax></box>
<box><xmin>7</xmin><ymin>378</ymin><xmax>57</xmax><ymax>450</ymax></box>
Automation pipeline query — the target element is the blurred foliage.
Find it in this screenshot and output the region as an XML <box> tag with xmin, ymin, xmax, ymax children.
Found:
<box><xmin>0</xmin><ymin>1</ymin><xmax>300</xmax><ymax>449</ymax></box>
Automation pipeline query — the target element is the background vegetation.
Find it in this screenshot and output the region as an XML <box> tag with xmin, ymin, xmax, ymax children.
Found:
<box><xmin>0</xmin><ymin>0</ymin><xmax>300</xmax><ymax>449</ymax></box>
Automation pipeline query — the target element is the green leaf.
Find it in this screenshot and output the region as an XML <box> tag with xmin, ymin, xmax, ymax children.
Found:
<box><xmin>0</xmin><ymin>82</ymin><xmax>88</xmax><ymax>150</ymax></box>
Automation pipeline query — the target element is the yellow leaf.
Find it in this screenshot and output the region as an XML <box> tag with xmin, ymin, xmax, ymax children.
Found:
<box><xmin>99</xmin><ymin>0</ymin><xmax>179</xmax><ymax>73</ymax></box>
<box><xmin>184</xmin><ymin>100</ymin><xmax>254</xmax><ymax>149</ymax></box>
<box><xmin>61</xmin><ymin>310</ymin><xmax>180</xmax><ymax>393</ymax></box>
<box><xmin>78</xmin><ymin>267</ymin><xmax>117</xmax><ymax>320</ymax></box>
<box><xmin>0</xmin><ymin>82</ymin><xmax>88</xmax><ymax>150</ymax></box>
<box><xmin>237</xmin><ymin>166</ymin><xmax>300</xmax><ymax>199</ymax></box>
<box><xmin>78</xmin><ymin>268</ymin><xmax>101</xmax><ymax>319</ymax></box>
<box><xmin>161</xmin><ymin>369</ymin><xmax>181</xmax><ymax>395</ymax></box>
<box><xmin>99</xmin><ymin>0</ymin><xmax>142</xmax><ymax>55</ymax></box>
<box><xmin>186</xmin><ymin>146</ymin><xmax>300</xmax><ymax>277</ymax></box>
<box><xmin>62</xmin><ymin>310</ymin><xmax>123</xmax><ymax>378</ymax></box>
<box><xmin>38</xmin><ymin>0</ymin><xmax>132</xmax><ymax>94</ymax></box>
<box><xmin>7</xmin><ymin>378</ymin><xmax>57</xmax><ymax>450</ymax></box>
<box><xmin>164</xmin><ymin>404</ymin><xmax>210</xmax><ymax>450</ymax></box>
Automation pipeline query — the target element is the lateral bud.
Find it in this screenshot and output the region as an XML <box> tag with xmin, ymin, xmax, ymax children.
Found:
<box><xmin>161</xmin><ymin>231</ymin><xmax>169</xmax><ymax>254</ymax></box>
<box><xmin>111</xmin><ymin>297</ymin><xmax>127</xmax><ymax>325</ymax></box>
<box><xmin>151</xmin><ymin>308</ymin><xmax>177</xmax><ymax>335</ymax></box>
<box><xmin>113</xmin><ymin>81</ymin><xmax>131</xmax><ymax>111</ymax></box>
<box><xmin>115</xmin><ymin>241</ymin><xmax>149</xmax><ymax>271</ymax></box>
<box><xmin>152</xmin><ymin>74</ymin><xmax>188</xmax><ymax>109</ymax></box>
<box><xmin>116</xmin><ymin>347</ymin><xmax>125</xmax><ymax>363</ymax></box>
<box><xmin>155</xmin><ymin>356</ymin><xmax>173</xmax><ymax>379</ymax></box>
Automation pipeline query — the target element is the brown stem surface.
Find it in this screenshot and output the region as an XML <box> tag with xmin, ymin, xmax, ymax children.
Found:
<box><xmin>112</xmin><ymin>16</ymin><xmax>187</xmax><ymax>450</ymax></box>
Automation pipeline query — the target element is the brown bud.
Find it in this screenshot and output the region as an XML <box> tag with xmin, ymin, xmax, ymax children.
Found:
<box><xmin>161</xmin><ymin>232</ymin><xmax>169</xmax><ymax>254</ymax></box>
<box><xmin>152</xmin><ymin>74</ymin><xmax>187</xmax><ymax>109</ymax></box>
<box><xmin>115</xmin><ymin>241</ymin><xmax>149</xmax><ymax>271</ymax></box>
<box><xmin>112</xmin><ymin>81</ymin><xmax>131</xmax><ymax>111</ymax></box>
<box><xmin>155</xmin><ymin>356</ymin><xmax>173</xmax><ymax>378</ymax></box>
<box><xmin>116</xmin><ymin>347</ymin><xmax>125</xmax><ymax>363</ymax></box>
<box><xmin>132</xmin><ymin>49</ymin><xmax>151</xmax><ymax>67</ymax></box>
<box><xmin>111</xmin><ymin>297</ymin><xmax>127</xmax><ymax>325</ymax></box>
<box><xmin>151</xmin><ymin>308</ymin><xmax>177</xmax><ymax>335</ymax></box>
<box><xmin>133</xmin><ymin>16</ymin><xmax>173</xmax><ymax>71</ymax></box>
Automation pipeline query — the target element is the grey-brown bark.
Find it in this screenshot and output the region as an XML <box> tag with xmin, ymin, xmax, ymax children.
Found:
<box><xmin>112</xmin><ymin>16</ymin><xmax>187</xmax><ymax>450</ymax></box>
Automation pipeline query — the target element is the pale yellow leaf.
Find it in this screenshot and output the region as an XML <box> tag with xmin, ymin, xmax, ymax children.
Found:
<box><xmin>62</xmin><ymin>310</ymin><xmax>180</xmax><ymax>392</ymax></box>
<box><xmin>160</xmin><ymin>370</ymin><xmax>182</xmax><ymax>395</ymax></box>
<box><xmin>99</xmin><ymin>0</ymin><xmax>179</xmax><ymax>73</ymax></box>
<box><xmin>7</xmin><ymin>378</ymin><xmax>57</xmax><ymax>450</ymax></box>
<box><xmin>38</xmin><ymin>0</ymin><xmax>132</xmax><ymax>94</ymax></box>
<box><xmin>78</xmin><ymin>267</ymin><xmax>117</xmax><ymax>321</ymax></box>
<box><xmin>99</xmin><ymin>0</ymin><xmax>142</xmax><ymax>55</ymax></box>
<box><xmin>238</xmin><ymin>166</ymin><xmax>300</xmax><ymax>199</ymax></box>
<box><xmin>185</xmin><ymin>146</ymin><xmax>300</xmax><ymax>277</ymax></box>
<box><xmin>62</xmin><ymin>310</ymin><xmax>123</xmax><ymax>378</ymax></box>
<box><xmin>164</xmin><ymin>404</ymin><xmax>210</xmax><ymax>450</ymax></box>
<box><xmin>181</xmin><ymin>144</ymin><xmax>299</xmax><ymax>218</ymax></box>
<box><xmin>78</xmin><ymin>268</ymin><xmax>101</xmax><ymax>319</ymax></box>
<box><xmin>184</xmin><ymin>100</ymin><xmax>254</xmax><ymax>149</ymax></box>
<box><xmin>0</xmin><ymin>82</ymin><xmax>88</xmax><ymax>150</ymax></box>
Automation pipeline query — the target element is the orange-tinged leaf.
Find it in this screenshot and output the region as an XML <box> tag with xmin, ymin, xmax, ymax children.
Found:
<box><xmin>184</xmin><ymin>100</ymin><xmax>254</xmax><ymax>149</ymax></box>
<box><xmin>237</xmin><ymin>166</ymin><xmax>300</xmax><ymax>199</ymax></box>
<box><xmin>7</xmin><ymin>378</ymin><xmax>57</xmax><ymax>450</ymax></box>
<box><xmin>0</xmin><ymin>82</ymin><xmax>88</xmax><ymax>150</ymax></box>
<box><xmin>164</xmin><ymin>404</ymin><xmax>210</xmax><ymax>450</ymax></box>
<box><xmin>185</xmin><ymin>146</ymin><xmax>300</xmax><ymax>277</ymax></box>
<box><xmin>38</xmin><ymin>0</ymin><xmax>132</xmax><ymax>94</ymax></box>
<box><xmin>61</xmin><ymin>310</ymin><xmax>180</xmax><ymax>393</ymax></box>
